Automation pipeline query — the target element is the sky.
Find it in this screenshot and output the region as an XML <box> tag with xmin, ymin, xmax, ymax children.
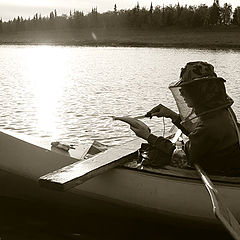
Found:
<box><xmin>0</xmin><ymin>0</ymin><xmax>239</xmax><ymax>21</ymax></box>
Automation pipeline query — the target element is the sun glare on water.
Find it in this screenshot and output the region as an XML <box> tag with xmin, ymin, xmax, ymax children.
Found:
<box><xmin>25</xmin><ymin>46</ymin><xmax>68</xmax><ymax>138</ymax></box>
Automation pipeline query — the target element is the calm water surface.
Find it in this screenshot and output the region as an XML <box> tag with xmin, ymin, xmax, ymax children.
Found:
<box><xmin>0</xmin><ymin>45</ymin><xmax>240</xmax><ymax>147</ymax></box>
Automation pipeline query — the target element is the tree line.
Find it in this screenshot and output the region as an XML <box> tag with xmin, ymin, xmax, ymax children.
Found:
<box><xmin>0</xmin><ymin>0</ymin><xmax>240</xmax><ymax>33</ymax></box>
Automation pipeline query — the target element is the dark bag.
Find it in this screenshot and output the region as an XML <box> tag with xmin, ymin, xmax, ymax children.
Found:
<box><xmin>138</xmin><ymin>143</ymin><xmax>171</xmax><ymax>168</ymax></box>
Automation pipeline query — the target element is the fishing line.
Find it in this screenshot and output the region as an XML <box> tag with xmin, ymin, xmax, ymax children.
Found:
<box><xmin>162</xmin><ymin>117</ymin><xmax>165</xmax><ymax>137</ymax></box>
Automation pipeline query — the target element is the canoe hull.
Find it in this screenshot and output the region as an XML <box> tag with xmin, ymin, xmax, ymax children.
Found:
<box><xmin>0</xmin><ymin>129</ymin><xmax>240</xmax><ymax>226</ymax></box>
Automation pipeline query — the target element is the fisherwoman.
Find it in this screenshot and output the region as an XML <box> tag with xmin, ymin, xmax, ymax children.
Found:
<box><xmin>130</xmin><ymin>61</ymin><xmax>240</xmax><ymax>176</ymax></box>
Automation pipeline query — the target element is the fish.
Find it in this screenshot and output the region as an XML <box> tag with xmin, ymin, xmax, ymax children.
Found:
<box><xmin>112</xmin><ymin>116</ymin><xmax>148</xmax><ymax>129</ymax></box>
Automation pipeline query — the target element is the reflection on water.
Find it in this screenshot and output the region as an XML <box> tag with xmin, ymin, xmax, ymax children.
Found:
<box><xmin>27</xmin><ymin>46</ymin><xmax>67</xmax><ymax>138</ymax></box>
<box><xmin>0</xmin><ymin>45</ymin><xmax>240</xmax><ymax>146</ymax></box>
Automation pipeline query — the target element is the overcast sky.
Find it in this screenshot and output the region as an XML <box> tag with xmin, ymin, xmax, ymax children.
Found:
<box><xmin>0</xmin><ymin>0</ymin><xmax>239</xmax><ymax>21</ymax></box>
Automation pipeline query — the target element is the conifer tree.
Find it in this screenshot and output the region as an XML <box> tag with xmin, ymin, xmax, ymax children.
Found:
<box><xmin>233</xmin><ymin>7</ymin><xmax>240</xmax><ymax>25</ymax></box>
<box><xmin>209</xmin><ymin>0</ymin><xmax>221</xmax><ymax>25</ymax></box>
<box><xmin>0</xmin><ymin>18</ymin><xmax>2</xmax><ymax>33</ymax></box>
<box><xmin>150</xmin><ymin>2</ymin><xmax>153</xmax><ymax>14</ymax></box>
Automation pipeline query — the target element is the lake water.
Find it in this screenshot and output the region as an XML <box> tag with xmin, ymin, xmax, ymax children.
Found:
<box><xmin>0</xmin><ymin>45</ymin><xmax>239</xmax><ymax>239</ymax></box>
<box><xmin>0</xmin><ymin>45</ymin><xmax>240</xmax><ymax>147</ymax></box>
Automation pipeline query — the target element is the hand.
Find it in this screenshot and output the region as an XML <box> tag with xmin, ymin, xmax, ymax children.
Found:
<box><xmin>146</xmin><ymin>104</ymin><xmax>178</xmax><ymax>120</ymax></box>
<box><xmin>130</xmin><ymin>124</ymin><xmax>151</xmax><ymax>140</ymax></box>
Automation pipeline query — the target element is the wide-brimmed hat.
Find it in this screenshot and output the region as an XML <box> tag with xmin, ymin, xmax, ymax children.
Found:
<box><xmin>173</xmin><ymin>61</ymin><xmax>225</xmax><ymax>87</ymax></box>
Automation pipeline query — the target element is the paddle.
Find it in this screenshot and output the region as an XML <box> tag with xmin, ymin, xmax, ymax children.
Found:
<box><xmin>173</xmin><ymin>129</ymin><xmax>240</xmax><ymax>239</ymax></box>
<box><xmin>194</xmin><ymin>163</ymin><xmax>240</xmax><ymax>239</ymax></box>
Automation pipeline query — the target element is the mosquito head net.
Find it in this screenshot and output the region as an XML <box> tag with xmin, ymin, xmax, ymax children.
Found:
<box><xmin>169</xmin><ymin>61</ymin><xmax>233</xmax><ymax>132</ymax></box>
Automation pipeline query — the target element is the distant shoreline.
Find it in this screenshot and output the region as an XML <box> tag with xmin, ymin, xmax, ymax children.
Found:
<box><xmin>1</xmin><ymin>27</ymin><xmax>240</xmax><ymax>50</ymax></box>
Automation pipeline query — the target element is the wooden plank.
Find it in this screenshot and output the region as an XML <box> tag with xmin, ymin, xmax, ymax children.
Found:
<box><xmin>39</xmin><ymin>138</ymin><xmax>142</xmax><ymax>191</ymax></box>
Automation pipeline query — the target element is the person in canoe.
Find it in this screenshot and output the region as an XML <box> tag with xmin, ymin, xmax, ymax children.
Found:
<box><xmin>130</xmin><ymin>61</ymin><xmax>240</xmax><ymax>176</ymax></box>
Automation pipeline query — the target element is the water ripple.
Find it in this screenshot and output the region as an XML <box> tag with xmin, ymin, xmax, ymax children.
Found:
<box><xmin>0</xmin><ymin>45</ymin><xmax>239</xmax><ymax>146</ymax></box>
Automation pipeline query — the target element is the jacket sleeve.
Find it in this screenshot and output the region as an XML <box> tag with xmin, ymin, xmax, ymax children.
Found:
<box><xmin>171</xmin><ymin>115</ymin><xmax>191</xmax><ymax>136</ymax></box>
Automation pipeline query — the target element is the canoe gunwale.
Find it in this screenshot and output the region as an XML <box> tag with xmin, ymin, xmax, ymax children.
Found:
<box><xmin>121</xmin><ymin>162</ymin><xmax>240</xmax><ymax>186</ymax></box>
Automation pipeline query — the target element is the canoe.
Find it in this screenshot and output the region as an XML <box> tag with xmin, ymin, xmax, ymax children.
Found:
<box><xmin>0</xmin><ymin>129</ymin><xmax>240</xmax><ymax>226</ymax></box>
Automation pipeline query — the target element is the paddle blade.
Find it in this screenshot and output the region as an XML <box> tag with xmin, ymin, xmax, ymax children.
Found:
<box><xmin>214</xmin><ymin>194</ymin><xmax>240</xmax><ymax>240</ymax></box>
<box><xmin>195</xmin><ymin>164</ymin><xmax>240</xmax><ymax>240</ymax></box>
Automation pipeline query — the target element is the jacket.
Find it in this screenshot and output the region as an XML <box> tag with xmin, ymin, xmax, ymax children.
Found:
<box><xmin>147</xmin><ymin>108</ymin><xmax>240</xmax><ymax>176</ymax></box>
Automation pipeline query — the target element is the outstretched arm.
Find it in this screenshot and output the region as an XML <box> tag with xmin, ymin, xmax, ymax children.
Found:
<box><xmin>146</xmin><ymin>104</ymin><xmax>190</xmax><ymax>136</ymax></box>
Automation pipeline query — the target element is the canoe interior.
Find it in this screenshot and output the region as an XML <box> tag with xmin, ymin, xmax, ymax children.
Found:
<box><xmin>123</xmin><ymin>162</ymin><xmax>240</xmax><ymax>186</ymax></box>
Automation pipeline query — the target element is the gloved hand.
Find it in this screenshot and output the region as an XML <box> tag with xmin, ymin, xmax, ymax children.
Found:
<box><xmin>146</xmin><ymin>104</ymin><xmax>178</xmax><ymax>120</ymax></box>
